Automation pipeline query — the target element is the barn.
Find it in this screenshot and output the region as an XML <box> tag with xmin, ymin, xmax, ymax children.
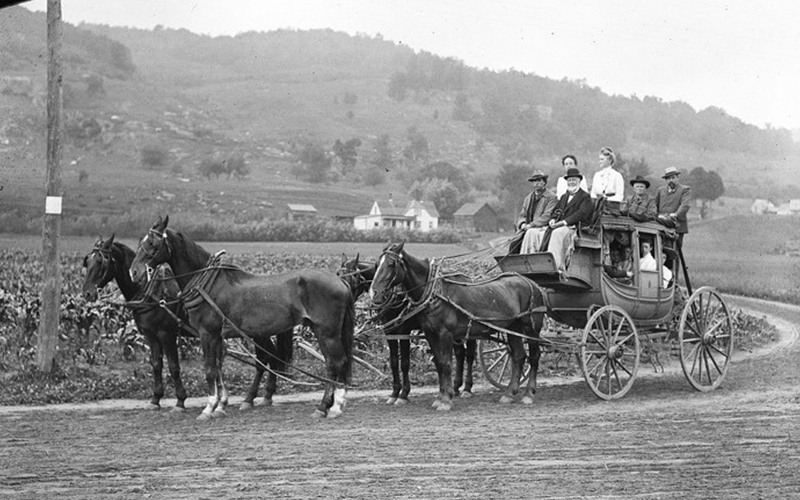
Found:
<box><xmin>453</xmin><ymin>202</ymin><xmax>498</xmax><ymax>232</ymax></box>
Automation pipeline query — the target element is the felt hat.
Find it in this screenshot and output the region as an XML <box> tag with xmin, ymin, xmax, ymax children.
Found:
<box><xmin>527</xmin><ymin>169</ymin><xmax>549</xmax><ymax>182</ymax></box>
<box><xmin>629</xmin><ymin>175</ymin><xmax>650</xmax><ymax>188</ymax></box>
<box><xmin>563</xmin><ymin>167</ymin><xmax>583</xmax><ymax>180</ymax></box>
<box><xmin>662</xmin><ymin>166</ymin><xmax>681</xmax><ymax>179</ymax></box>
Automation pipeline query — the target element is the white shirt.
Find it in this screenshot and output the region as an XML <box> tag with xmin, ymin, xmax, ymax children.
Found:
<box><xmin>590</xmin><ymin>167</ymin><xmax>625</xmax><ymax>202</ymax></box>
<box><xmin>556</xmin><ymin>176</ymin><xmax>589</xmax><ymax>198</ymax></box>
<box><xmin>639</xmin><ymin>252</ymin><xmax>657</xmax><ymax>272</ymax></box>
<box><xmin>662</xmin><ymin>265</ymin><xmax>673</xmax><ymax>287</ymax></box>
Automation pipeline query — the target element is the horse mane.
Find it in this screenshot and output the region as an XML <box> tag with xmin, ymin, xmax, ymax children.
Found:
<box><xmin>168</xmin><ymin>228</ymin><xmax>212</xmax><ymax>270</ymax></box>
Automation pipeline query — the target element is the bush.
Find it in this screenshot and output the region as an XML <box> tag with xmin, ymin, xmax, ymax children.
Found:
<box><xmin>140</xmin><ymin>144</ymin><xmax>168</xmax><ymax>170</ymax></box>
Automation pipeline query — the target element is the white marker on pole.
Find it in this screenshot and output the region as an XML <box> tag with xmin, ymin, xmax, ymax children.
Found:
<box><xmin>45</xmin><ymin>196</ymin><xmax>62</xmax><ymax>215</ymax></box>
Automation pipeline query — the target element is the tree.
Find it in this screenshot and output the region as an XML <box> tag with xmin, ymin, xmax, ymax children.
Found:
<box><xmin>687</xmin><ymin>167</ymin><xmax>725</xmax><ymax>219</ymax></box>
<box><xmin>402</xmin><ymin>127</ymin><xmax>429</xmax><ymax>163</ymax></box>
<box><xmin>365</xmin><ymin>134</ymin><xmax>391</xmax><ymax>186</ymax></box>
<box><xmin>387</xmin><ymin>72</ymin><xmax>408</xmax><ymax>101</ymax></box>
<box><xmin>333</xmin><ymin>138</ymin><xmax>361</xmax><ymax>176</ymax></box>
<box><xmin>496</xmin><ymin>163</ymin><xmax>532</xmax><ymax>218</ymax></box>
<box><xmin>293</xmin><ymin>143</ymin><xmax>333</xmax><ymax>183</ymax></box>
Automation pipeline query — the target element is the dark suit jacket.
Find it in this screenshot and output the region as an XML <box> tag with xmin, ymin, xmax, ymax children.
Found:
<box><xmin>655</xmin><ymin>184</ymin><xmax>692</xmax><ymax>233</ymax></box>
<box><xmin>553</xmin><ymin>188</ymin><xmax>593</xmax><ymax>227</ymax></box>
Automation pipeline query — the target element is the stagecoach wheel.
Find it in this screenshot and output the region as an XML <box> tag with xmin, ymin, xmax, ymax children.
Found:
<box><xmin>478</xmin><ymin>335</ymin><xmax>531</xmax><ymax>390</ymax></box>
<box><xmin>678</xmin><ymin>286</ymin><xmax>733</xmax><ymax>392</ymax></box>
<box><xmin>580</xmin><ymin>305</ymin><xmax>640</xmax><ymax>400</ymax></box>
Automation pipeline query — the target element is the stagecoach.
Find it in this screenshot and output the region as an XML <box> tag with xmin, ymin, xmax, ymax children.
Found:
<box><xmin>480</xmin><ymin>214</ymin><xmax>734</xmax><ymax>400</ymax></box>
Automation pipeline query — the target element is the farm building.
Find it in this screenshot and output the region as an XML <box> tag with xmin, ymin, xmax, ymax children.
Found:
<box><xmin>750</xmin><ymin>199</ymin><xmax>776</xmax><ymax>215</ymax></box>
<box><xmin>286</xmin><ymin>203</ymin><xmax>317</xmax><ymax>221</ymax></box>
<box><xmin>354</xmin><ymin>200</ymin><xmax>439</xmax><ymax>232</ymax></box>
<box><xmin>453</xmin><ymin>202</ymin><xmax>499</xmax><ymax>232</ymax></box>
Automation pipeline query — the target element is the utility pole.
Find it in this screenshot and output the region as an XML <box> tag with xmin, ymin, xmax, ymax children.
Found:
<box><xmin>37</xmin><ymin>0</ymin><xmax>63</xmax><ymax>373</ymax></box>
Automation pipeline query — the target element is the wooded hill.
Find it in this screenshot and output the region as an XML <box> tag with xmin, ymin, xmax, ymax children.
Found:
<box><xmin>1</xmin><ymin>5</ymin><xmax>797</xmax><ymax>234</ymax></box>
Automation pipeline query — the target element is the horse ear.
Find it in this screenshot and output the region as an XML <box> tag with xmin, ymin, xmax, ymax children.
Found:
<box><xmin>107</xmin><ymin>233</ymin><xmax>115</xmax><ymax>246</ymax></box>
<box><xmin>355</xmin><ymin>253</ymin><xmax>360</xmax><ymax>265</ymax></box>
<box><xmin>340</xmin><ymin>253</ymin><xmax>348</xmax><ymax>266</ymax></box>
<box><xmin>396</xmin><ymin>241</ymin><xmax>405</xmax><ymax>252</ymax></box>
<box><xmin>163</xmin><ymin>214</ymin><xmax>170</xmax><ymax>228</ymax></box>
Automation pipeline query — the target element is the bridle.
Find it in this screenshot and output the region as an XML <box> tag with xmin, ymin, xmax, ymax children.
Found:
<box><xmin>84</xmin><ymin>244</ymin><xmax>116</xmax><ymax>290</ymax></box>
<box><xmin>371</xmin><ymin>250</ymin><xmax>409</xmax><ymax>308</ymax></box>
<box><xmin>137</xmin><ymin>228</ymin><xmax>172</xmax><ymax>281</ymax></box>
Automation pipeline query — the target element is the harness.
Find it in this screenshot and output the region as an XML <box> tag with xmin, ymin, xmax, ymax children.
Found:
<box><xmin>374</xmin><ymin>250</ymin><xmax>549</xmax><ymax>344</ymax></box>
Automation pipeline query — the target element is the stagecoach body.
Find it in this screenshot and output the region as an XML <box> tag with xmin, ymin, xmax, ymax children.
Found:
<box><xmin>486</xmin><ymin>214</ymin><xmax>733</xmax><ymax>400</ymax></box>
<box><xmin>496</xmin><ymin>216</ymin><xmax>677</xmax><ymax>328</ymax></box>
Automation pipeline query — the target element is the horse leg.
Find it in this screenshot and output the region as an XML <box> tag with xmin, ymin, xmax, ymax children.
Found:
<box><xmin>386</xmin><ymin>338</ymin><xmax>401</xmax><ymax>405</ymax></box>
<box><xmin>312</xmin><ymin>327</ymin><xmax>350</xmax><ymax>419</ymax></box>
<box><xmin>145</xmin><ymin>333</ymin><xmax>164</xmax><ymax>410</ymax></box>
<box><xmin>462</xmin><ymin>339</ymin><xmax>476</xmax><ymax>398</ymax></box>
<box><xmin>499</xmin><ymin>334</ymin><xmax>525</xmax><ymax>404</ymax></box>
<box><xmin>197</xmin><ymin>332</ymin><xmax>222</xmax><ymax>421</ymax></box>
<box><xmin>453</xmin><ymin>342</ymin><xmax>465</xmax><ymax>397</ymax></box>
<box><xmin>521</xmin><ymin>321</ymin><xmax>543</xmax><ymax>405</ymax></box>
<box><xmin>162</xmin><ymin>332</ymin><xmax>187</xmax><ymax>412</ymax></box>
<box><xmin>241</xmin><ymin>337</ymin><xmax>271</xmax><ymax>411</ymax></box>
<box><xmin>214</xmin><ymin>340</ymin><xmax>229</xmax><ymax>417</ymax></box>
<box><xmin>397</xmin><ymin>338</ymin><xmax>411</xmax><ymax>404</ymax></box>
<box><xmin>428</xmin><ymin>331</ymin><xmax>454</xmax><ymax>411</ymax></box>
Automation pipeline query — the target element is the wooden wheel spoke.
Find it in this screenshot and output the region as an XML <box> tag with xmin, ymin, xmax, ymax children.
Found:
<box><xmin>708</xmin><ymin>342</ymin><xmax>731</xmax><ymax>360</ymax></box>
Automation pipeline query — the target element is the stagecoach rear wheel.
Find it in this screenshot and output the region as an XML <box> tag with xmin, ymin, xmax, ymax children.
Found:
<box><xmin>678</xmin><ymin>286</ymin><xmax>733</xmax><ymax>391</ymax></box>
<box><xmin>478</xmin><ymin>334</ymin><xmax>531</xmax><ymax>390</ymax></box>
<box><xmin>579</xmin><ymin>305</ymin><xmax>640</xmax><ymax>400</ymax></box>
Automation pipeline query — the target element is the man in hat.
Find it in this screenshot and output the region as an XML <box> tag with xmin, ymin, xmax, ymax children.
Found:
<box><xmin>620</xmin><ymin>175</ymin><xmax>656</xmax><ymax>222</ymax></box>
<box><xmin>509</xmin><ymin>169</ymin><xmax>557</xmax><ymax>254</ymax></box>
<box><xmin>655</xmin><ymin>167</ymin><xmax>692</xmax><ymax>249</ymax></box>
<box><xmin>544</xmin><ymin>167</ymin><xmax>594</xmax><ymax>274</ymax></box>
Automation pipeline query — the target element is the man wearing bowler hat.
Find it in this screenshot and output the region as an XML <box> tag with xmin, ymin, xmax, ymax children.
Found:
<box><xmin>544</xmin><ymin>167</ymin><xmax>594</xmax><ymax>275</ymax></box>
<box><xmin>509</xmin><ymin>169</ymin><xmax>557</xmax><ymax>254</ymax></box>
<box><xmin>655</xmin><ymin>166</ymin><xmax>692</xmax><ymax>249</ymax></box>
<box><xmin>620</xmin><ymin>175</ymin><xmax>657</xmax><ymax>222</ymax></box>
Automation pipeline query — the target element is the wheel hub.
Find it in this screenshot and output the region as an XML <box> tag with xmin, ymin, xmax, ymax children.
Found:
<box><xmin>607</xmin><ymin>345</ymin><xmax>624</xmax><ymax>359</ymax></box>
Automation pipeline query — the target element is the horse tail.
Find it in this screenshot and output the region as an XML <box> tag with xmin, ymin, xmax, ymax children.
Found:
<box><xmin>340</xmin><ymin>293</ymin><xmax>356</xmax><ymax>384</ymax></box>
<box><xmin>274</xmin><ymin>330</ymin><xmax>294</xmax><ymax>374</ymax></box>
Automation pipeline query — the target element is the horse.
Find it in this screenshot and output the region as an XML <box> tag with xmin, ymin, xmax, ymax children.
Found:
<box><xmin>129</xmin><ymin>215</ymin><xmax>354</xmax><ymax>420</ymax></box>
<box><xmin>339</xmin><ymin>254</ymin><xmax>477</xmax><ymax>404</ymax></box>
<box><xmin>369</xmin><ymin>242</ymin><xmax>545</xmax><ymax>411</ymax></box>
<box><xmin>82</xmin><ymin>235</ymin><xmax>294</xmax><ymax>412</ymax></box>
<box><xmin>82</xmin><ymin>234</ymin><xmax>189</xmax><ymax>411</ymax></box>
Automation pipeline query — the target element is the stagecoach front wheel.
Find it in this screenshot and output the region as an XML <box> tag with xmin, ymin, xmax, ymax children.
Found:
<box><xmin>580</xmin><ymin>305</ymin><xmax>640</xmax><ymax>400</ymax></box>
<box><xmin>678</xmin><ymin>287</ymin><xmax>733</xmax><ymax>392</ymax></box>
<box><xmin>478</xmin><ymin>334</ymin><xmax>531</xmax><ymax>390</ymax></box>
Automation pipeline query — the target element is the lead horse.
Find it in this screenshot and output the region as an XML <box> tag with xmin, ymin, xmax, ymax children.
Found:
<box><xmin>369</xmin><ymin>242</ymin><xmax>545</xmax><ymax>411</ymax></box>
<box><xmin>339</xmin><ymin>254</ymin><xmax>477</xmax><ymax>404</ymax></box>
<box><xmin>83</xmin><ymin>234</ymin><xmax>294</xmax><ymax>411</ymax></box>
<box><xmin>129</xmin><ymin>216</ymin><xmax>355</xmax><ymax>420</ymax></box>
<box><xmin>82</xmin><ymin>234</ymin><xmax>188</xmax><ymax>411</ymax></box>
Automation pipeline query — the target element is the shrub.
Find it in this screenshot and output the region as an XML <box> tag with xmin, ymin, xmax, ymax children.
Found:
<box><xmin>140</xmin><ymin>144</ymin><xmax>168</xmax><ymax>170</ymax></box>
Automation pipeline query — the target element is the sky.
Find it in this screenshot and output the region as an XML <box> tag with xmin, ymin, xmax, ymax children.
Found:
<box><xmin>23</xmin><ymin>0</ymin><xmax>800</xmax><ymax>131</ymax></box>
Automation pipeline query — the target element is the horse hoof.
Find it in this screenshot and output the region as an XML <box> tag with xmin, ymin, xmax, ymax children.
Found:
<box><xmin>256</xmin><ymin>398</ymin><xmax>273</xmax><ymax>407</ymax></box>
<box><xmin>499</xmin><ymin>395</ymin><xmax>514</xmax><ymax>404</ymax></box>
<box><xmin>394</xmin><ymin>398</ymin><xmax>408</xmax><ymax>406</ymax></box>
<box><xmin>431</xmin><ymin>399</ymin><xmax>441</xmax><ymax>409</ymax></box>
<box><xmin>212</xmin><ymin>409</ymin><xmax>227</xmax><ymax>419</ymax></box>
<box><xmin>240</xmin><ymin>402</ymin><xmax>254</xmax><ymax>412</ymax></box>
<box><xmin>327</xmin><ymin>409</ymin><xmax>343</xmax><ymax>419</ymax></box>
<box><xmin>521</xmin><ymin>395</ymin><xmax>535</xmax><ymax>405</ymax></box>
<box><xmin>436</xmin><ymin>402</ymin><xmax>452</xmax><ymax>411</ymax></box>
<box><xmin>385</xmin><ymin>397</ymin><xmax>398</xmax><ymax>405</ymax></box>
<box><xmin>146</xmin><ymin>403</ymin><xmax>160</xmax><ymax>411</ymax></box>
<box><xmin>196</xmin><ymin>412</ymin><xmax>213</xmax><ymax>422</ymax></box>
<box><xmin>170</xmin><ymin>406</ymin><xmax>186</xmax><ymax>413</ymax></box>
<box><xmin>311</xmin><ymin>409</ymin><xmax>326</xmax><ymax>419</ymax></box>
<box><xmin>461</xmin><ymin>391</ymin><xmax>474</xmax><ymax>399</ymax></box>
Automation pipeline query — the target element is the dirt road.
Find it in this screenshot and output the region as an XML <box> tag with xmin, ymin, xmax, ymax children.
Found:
<box><xmin>1</xmin><ymin>295</ymin><xmax>799</xmax><ymax>499</ymax></box>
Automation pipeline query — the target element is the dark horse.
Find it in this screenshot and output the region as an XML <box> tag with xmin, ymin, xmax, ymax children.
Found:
<box><xmin>339</xmin><ymin>254</ymin><xmax>477</xmax><ymax>404</ymax></box>
<box><xmin>83</xmin><ymin>235</ymin><xmax>294</xmax><ymax>412</ymax></box>
<box><xmin>82</xmin><ymin>234</ymin><xmax>188</xmax><ymax>411</ymax></box>
<box><xmin>369</xmin><ymin>242</ymin><xmax>545</xmax><ymax>411</ymax></box>
<box><xmin>129</xmin><ymin>216</ymin><xmax>355</xmax><ymax>420</ymax></box>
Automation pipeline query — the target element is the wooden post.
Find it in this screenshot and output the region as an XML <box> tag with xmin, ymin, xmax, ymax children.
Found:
<box><xmin>37</xmin><ymin>0</ymin><xmax>63</xmax><ymax>373</ymax></box>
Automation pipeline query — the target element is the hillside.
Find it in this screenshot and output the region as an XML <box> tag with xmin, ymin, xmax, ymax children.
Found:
<box><xmin>1</xmin><ymin>5</ymin><xmax>798</xmax><ymax>238</ymax></box>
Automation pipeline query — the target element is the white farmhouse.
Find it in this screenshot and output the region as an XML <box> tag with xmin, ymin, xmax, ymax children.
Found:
<box><xmin>354</xmin><ymin>199</ymin><xmax>439</xmax><ymax>232</ymax></box>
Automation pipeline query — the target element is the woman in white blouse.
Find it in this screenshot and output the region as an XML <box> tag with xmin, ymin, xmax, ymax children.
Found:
<box><xmin>590</xmin><ymin>147</ymin><xmax>625</xmax><ymax>202</ymax></box>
